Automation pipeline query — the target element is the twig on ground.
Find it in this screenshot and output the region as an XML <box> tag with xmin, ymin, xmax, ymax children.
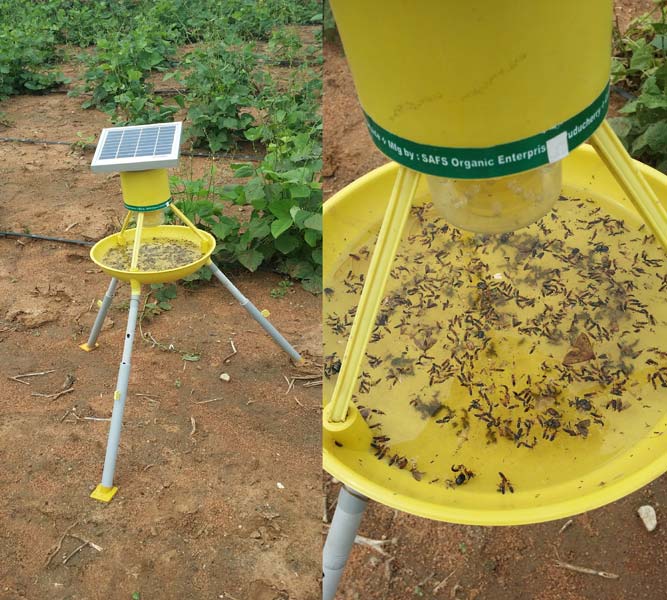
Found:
<box><xmin>294</xmin><ymin>396</ymin><xmax>304</xmax><ymax>407</ymax></box>
<box><xmin>71</xmin><ymin>535</ymin><xmax>102</xmax><ymax>553</ymax></box>
<box><xmin>193</xmin><ymin>397</ymin><xmax>223</xmax><ymax>405</ymax></box>
<box><xmin>45</xmin><ymin>522</ymin><xmax>78</xmax><ymax>567</ymax></box>
<box><xmin>83</xmin><ymin>416</ymin><xmax>111</xmax><ymax>422</ymax></box>
<box><xmin>221</xmin><ymin>339</ymin><xmax>237</xmax><ymax>363</ymax></box>
<box><xmin>62</xmin><ymin>541</ymin><xmax>88</xmax><ymax>565</ymax></box>
<box><xmin>64</xmin><ymin>222</ymin><xmax>78</xmax><ymax>232</ymax></box>
<box><xmin>433</xmin><ymin>570</ymin><xmax>457</xmax><ymax>593</ymax></box>
<box><xmin>559</xmin><ymin>519</ymin><xmax>574</xmax><ymax>534</ymax></box>
<box><xmin>190</xmin><ymin>416</ymin><xmax>197</xmax><ymax>436</ymax></box>
<box><xmin>284</xmin><ymin>375</ymin><xmax>295</xmax><ymax>395</ymax></box>
<box><xmin>9</xmin><ymin>369</ymin><xmax>56</xmax><ymax>385</ymax></box>
<box><xmin>303</xmin><ymin>379</ymin><xmax>322</xmax><ymax>388</ymax></box>
<box><xmin>31</xmin><ymin>387</ymin><xmax>74</xmax><ymax>401</ymax></box>
<box><xmin>554</xmin><ymin>551</ymin><xmax>619</xmax><ymax>579</ymax></box>
<box><xmin>353</xmin><ymin>534</ymin><xmax>397</xmax><ymax>556</ymax></box>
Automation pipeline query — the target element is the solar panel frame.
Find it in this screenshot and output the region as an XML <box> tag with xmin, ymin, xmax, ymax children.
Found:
<box><xmin>91</xmin><ymin>122</ymin><xmax>182</xmax><ymax>173</ymax></box>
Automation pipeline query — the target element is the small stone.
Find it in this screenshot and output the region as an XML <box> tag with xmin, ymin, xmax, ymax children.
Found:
<box><xmin>249</xmin><ymin>530</ymin><xmax>261</xmax><ymax>539</ymax></box>
<box><xmin>219</xmin><ymin>373</ymin><xmax>231</xmax><ymax>382</ymax></box>
<box><xmin>276</xmin><ymin>482</ymin><xmax>285</xmax><ymax>490</ymax></box>
<box><xmin>638</xmin><ymin>505</ymin><xmax>657</xmax><ymax>532</ymax></box>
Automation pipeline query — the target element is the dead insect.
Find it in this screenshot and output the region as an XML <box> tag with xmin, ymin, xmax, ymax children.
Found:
<box><xmin>497</xmin><ymin>472</ymin><xmax>514</xmax><ymax>494</ymax></box>
<box><xmin>451</xmin><ymin>464</ymin><xmax>475</xmax><ymax>485</ymax></box>
<box><xmin>411</xmin><ymin>466</ymin><xmax>425</xmax><ymax>481</ymax></box>
<box><xmin>324</xmin><ymin>287</ymin><xmax>335</xmax><ymax>298</ymax></box>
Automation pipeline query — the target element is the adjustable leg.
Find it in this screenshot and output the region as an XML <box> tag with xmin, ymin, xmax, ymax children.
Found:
<box><xmin>208</xmin><ymin>261</ymin><xmax>302</xmax><ymax>363</ymax></box>
<box><xmin>322</xmin><ymin>486</ymin><xmax>369</xmax><ymax>600</ymax></box>
<box><xmin>80</xmin><ymin>278</ymin><xmax>119</xmax><ymax>351</ymax></box>
<box><xmin>90</xmin><ymin>289</ymin><xmax>141</xmax><ymax>503</ymax></box>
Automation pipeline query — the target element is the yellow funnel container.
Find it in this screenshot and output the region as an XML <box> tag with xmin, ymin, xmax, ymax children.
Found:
<box><xmin>323</xmin><ymin>146</ymin><xmax>667</xmax><ymax>525</ymax></box>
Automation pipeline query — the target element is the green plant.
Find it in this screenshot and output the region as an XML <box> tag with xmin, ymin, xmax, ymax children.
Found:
<box><xmin>181</xmin><ymin>42</ymin><xmax>259</xmax><ymax>152</ymax></box>
<box><xmin>70</xmin><ymin>132</ymin><xmax>95</xmax><ymax>154</ymax></box>
<box><xmin>73</xmin><ymin>19</ymin><xmax>178</xmax><ymax>124</ymax></box>
<box><xmin>0</xmin><ymin>3</ymin><xmax>68</xmax><ymax>98</ymax></box>
<box><xmin>170</xmin><ymin>138</ymin><xmax>322</xmax><ymax>293</ymax></box>
<box><xmin>268</xmin><ymin>28</ymin><xmax>303</xmax><ymax>65</ymax></box>
<box><xmin>610</xmin><ymin>4</ymin><xmax>667</xmax><ymax>171</ymax></box>
<box><xmin>143</xmin><ymin>283</ymin><xmax>177</xmax><ymax>320</ymax></box>
<box><xmin>270</xmin><ymin>279</ymin><xmax>293</xmax><ymax>298</ymax></box>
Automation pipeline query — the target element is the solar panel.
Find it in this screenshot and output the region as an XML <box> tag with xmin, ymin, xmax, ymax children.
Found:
<box><xmin>91</xmin><ymin>122</ymin><xmax>182</xmax><ymax>173</ymax></box>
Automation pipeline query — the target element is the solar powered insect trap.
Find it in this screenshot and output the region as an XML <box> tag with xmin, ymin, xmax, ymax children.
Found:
<box><xmin>83</xmin><ymin>122</ymin><xmax>301</xmax><ymax>503</ymax></box>
<box><xmin>322</xmin><ymin>2</ymin><xmax>667</xmax><ymax>597</ymax></box>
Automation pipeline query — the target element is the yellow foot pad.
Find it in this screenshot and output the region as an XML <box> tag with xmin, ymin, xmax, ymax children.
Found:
<box><xmin>90</xmin><ymin>484</ymin><xmax>118</xmax><ymax>503</ymax></box>
<box><xmin>79</xmin><ymin>342</ymin><xmax>99</xmax><ymax>352</ymax></box>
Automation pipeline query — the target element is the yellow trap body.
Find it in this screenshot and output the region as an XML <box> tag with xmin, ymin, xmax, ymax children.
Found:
<box><xmin>323</xmin><ymin>146</ymin><xmax>667</xmax><ymax>526</ymax></box>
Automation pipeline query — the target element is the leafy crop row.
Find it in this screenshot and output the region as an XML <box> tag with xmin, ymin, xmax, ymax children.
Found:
<box><xmin>610</xmin><ymin>4</ymin><xmax>667</xmax><ymax>172</ymax></box>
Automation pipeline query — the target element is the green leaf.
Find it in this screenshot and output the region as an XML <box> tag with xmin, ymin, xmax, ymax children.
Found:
<box><xmin>212</xmin><ymin>220</ymin><xmax>235</xmax><ymax>240</ymax></box>
<box><xmin>244</xmin><ymin>177</ymin><xmax>265</xmax><ymax>202</ymax></box>
<box><xmin>632</xmin><ymin>120</ymin><xmax>667</xmax><ymax>154</ymax></box>
<box><xmin>607</xmin><ymin>117</ymin><xmax>633</xmax><ymax>143</ymax></box>
<box><xmin>230</xmin><ymin>164</ymin><xmax>255</xmax><ymax>177</ymax></box>
<box><xmin>182</xmin><ymin>353</ymin><xmax>200</xmax><ymax>362</ymax></box>
<box><xmin>304</xmin><ymin>228</ymin><xmax>319</xmax><ymax>247</ymax></box>
<box><xmin>245</xmin><ymin>126</ymin><xmax>263</xmax><ymax>141</ymax></box>
<box><xmin>303</xmin><ymin>213</ymin><xmax>322</xmax><ymax>231</ymax></box>
<box><xmin>268</xmin><ymin>198</ymin><xmax>295</xmax><ymax>220</ymax></box>
<box><xmin>237</xmin><ymin>248</ymin><xmax>264</xmax><ymax>271</ymax></box>
<box><xmin>246</xmin><ymin>218</ymin><xmax>271</xmax><ymax>240</ymax></box>
<box><xmin>651</xmin><ymin>34</ymin><xmax>667</xmax><ymax>51</ymax></box>
<box><xmin>271</xmin><ymin>217</ymin><xmax>293</xmax><ymax>238</ymax></box>
<box><xmin>301</xmin><ymin>275</ymin><xmax>322</xmax><ymax>294</ymax></box>
<box><xmin>289</xmin><ymin>183</ymin><xmax>311</xmax><ymax>199</ymax></box>
<box><xmin>274</xmin><ymin>234</ymin><xmax>299</xmax><ymax>254</ymax></box>
<box><xmin>158</xmin><ymin>301</ymin><xmax>172</xmax><ymax>310</ymax></box>
<box><xmin>630</xmin><ymin>41</ymin><xmax>654</xmax><ymax>72</ymax></box>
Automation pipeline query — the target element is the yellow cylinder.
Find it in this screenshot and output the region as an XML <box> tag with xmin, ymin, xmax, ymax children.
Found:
<box><xmin>330</xmin><ymin>0</ymin><xmax>612</xmax><ymax>180</ymax></box>
<box><xmin>119</xmin><ymin>169</ymin><xmax>171</xmax><ymax>211</ymax></box>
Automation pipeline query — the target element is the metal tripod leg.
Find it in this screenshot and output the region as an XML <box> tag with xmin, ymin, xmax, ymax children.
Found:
<box><xmin>208</xmin><ymin>261</ymin><xmax>302</xmax><ymax>363</ymax></box>
<box><xmin>80</xmin><ymin>278</ymin><xmax>119</xmax><ymax>351</ymax></box>
<box><xmin>90</xmin><ymin>289</ymin><xmax>141</xmax><ymax>503</ymax></box>
<box><xmin>322</xmin><ymin>487</ymin><xmax>369</xmax><ymax>600</ymax></box>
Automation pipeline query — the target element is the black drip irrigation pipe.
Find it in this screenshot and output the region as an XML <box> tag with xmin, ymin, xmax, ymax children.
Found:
<box><xmin>0</xmin><ymin>231</ymin><xmax>95</xmax><ymax>247</ymax></box>
<box><xmin>610</xmin><ymin>84</ymin><xmax>637</xmax><ymax>102</ymax></box>
<box><xmin>0</xmin><ymin>137</ymin><xmax>263</xmax><ymax>161</ymax></box>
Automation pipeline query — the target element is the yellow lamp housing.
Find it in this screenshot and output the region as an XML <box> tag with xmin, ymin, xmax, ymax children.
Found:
<box><xmin>330</xmin><ymin>0</ymin><xmax>613</xmax><ymax>232</ymax></box>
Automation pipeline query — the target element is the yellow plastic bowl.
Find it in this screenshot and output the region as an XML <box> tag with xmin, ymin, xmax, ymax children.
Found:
<box><xmin>90</xmin><ymin>225</ymin><xmax>215</xmax><ymax>284</ymax></box>
<box><xmin>323</xmin><ymin>145</ymin><xmax>667</xmax><ymax>526</ymax></box>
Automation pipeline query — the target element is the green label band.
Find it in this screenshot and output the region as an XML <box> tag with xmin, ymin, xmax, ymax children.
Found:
<box><xmin>124</xmin><ymin>198</ymin><xmax>172</xmax><ymax>212</ymax></box>
<box><xmin>364</xmin><ymin>83</ymin><xmax>609</xmax><ymax>179</ymax></box>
